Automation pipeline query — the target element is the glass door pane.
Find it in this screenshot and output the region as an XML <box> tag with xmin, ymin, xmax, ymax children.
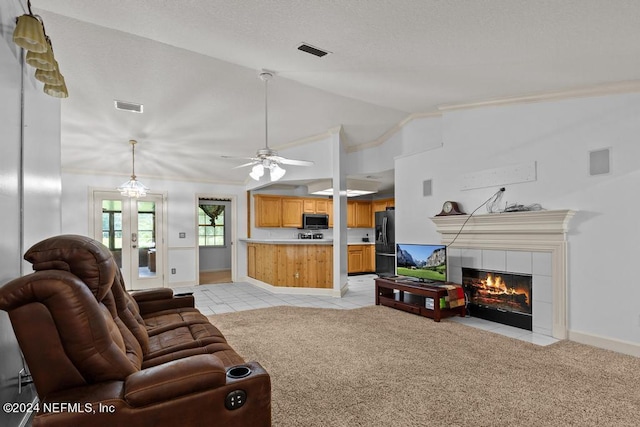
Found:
<box><xmin>137</xmin><ymin>200</ymin><xmax>157</xmax><ymax>279</ymax></box>
<box><xmin>93</xmin><ymin>190</ymin><xmax>164</xmax><ymax>291</ymax></box>
<box><xmin>101</xmin><ymin>199</ymin><xmax>123</xmax><ymax>268</ymax></box>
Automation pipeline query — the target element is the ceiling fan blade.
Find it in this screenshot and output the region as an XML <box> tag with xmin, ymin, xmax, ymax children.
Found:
<box><xmin>221</xmin><ymin>155</ymin><xmax>256</xmax><ymax>161</ymax></box>
<box><xmin>231</xmin><ymin>161</ymin><xmax>258</xmax><ymax>169</ymax></box>
<box><xmin>276</xmin><ymin>157</ymin><xmax>315</xmax><ymax>166</ymax></box>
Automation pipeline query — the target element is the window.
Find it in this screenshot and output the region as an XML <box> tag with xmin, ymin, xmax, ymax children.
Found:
<box><xmin>198</xmin><ymin>204</ymin><xmax>225</xmax><ymax>246</ymax></box>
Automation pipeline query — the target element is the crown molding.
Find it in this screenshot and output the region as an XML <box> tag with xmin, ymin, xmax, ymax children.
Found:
<box><xmin>345</xmin><ymin>111</ymin><xmax>442</xmax><ymax>153</ymax></box>
<box><xmin>438</xmin><ymin>80</ymin><xmax>640</xmax><ymax>112</ymax></box>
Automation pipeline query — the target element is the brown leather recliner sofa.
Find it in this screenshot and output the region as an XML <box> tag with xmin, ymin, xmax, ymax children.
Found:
<box><xmin>0</xmin><ymin>235</ymin><xmax>271</xmax><ymax>426</ymax></box>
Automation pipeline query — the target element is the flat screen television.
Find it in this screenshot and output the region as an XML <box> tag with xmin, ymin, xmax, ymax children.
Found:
<box><xmin>396</xmin><ymin>243</ymin><xmax>447</xmax><ymax>282</ymax></box>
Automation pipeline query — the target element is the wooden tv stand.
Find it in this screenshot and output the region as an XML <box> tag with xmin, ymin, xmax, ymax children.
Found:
<box><xmin>375</xmin><ymin>277</ymin><xmax>466</xmax><ymax>322</ymax></box>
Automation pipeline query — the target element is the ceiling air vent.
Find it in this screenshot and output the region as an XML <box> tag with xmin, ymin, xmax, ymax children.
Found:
<box><xmin>114</xmin><ymin>100</ymin><xmax>143</xmax><ymax>113</ymax></box>
<box><xmin>297</xmin><ymin>43</ymin><xmax>331</xmax><ymax>58</ymax></box>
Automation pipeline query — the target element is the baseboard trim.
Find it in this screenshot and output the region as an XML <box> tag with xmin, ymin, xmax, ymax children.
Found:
<box><xmin>244</xmin><ymin>277</ymin><xmax>345</xmax><ymax>297</ymax></box>
<box><xmin>569</xmin><ymin>330</ymin><xmax>640</xmax><ymax>357</ymax></box>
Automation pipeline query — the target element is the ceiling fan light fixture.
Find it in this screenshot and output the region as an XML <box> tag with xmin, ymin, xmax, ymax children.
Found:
<box><xmin>224</xmin><ymin>69</ymin><xmax>313</xmax><ymax>181</ymax></box>
<box><xmin>270</xmin><ymin>163</ymin><xmax>286</xmax><ymax>181</ymax></box>
<box><xmin>249</xmin><ymin>164</ymin><xmax>264</xmax><ymax>181</ymax></box>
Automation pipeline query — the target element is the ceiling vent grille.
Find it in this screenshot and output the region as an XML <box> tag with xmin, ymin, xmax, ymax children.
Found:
<box><xmin>297</xmin><ymin>43</ymin><xmax>331</xmax><ymax>58</ymax></box>
<box><xmin>114</xmin><ymin>100</ymin><xmax>143</xmax><ymax>113</ymax></box>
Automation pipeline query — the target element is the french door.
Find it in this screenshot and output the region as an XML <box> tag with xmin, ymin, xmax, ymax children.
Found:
<box><xmin>91</xmin><ymin>190</ymin><xmax>165</xmax><ymax>290</ymax></box>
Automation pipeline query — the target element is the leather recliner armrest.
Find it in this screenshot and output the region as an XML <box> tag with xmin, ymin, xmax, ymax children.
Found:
<box><xmin>130</xmin><ymin>288</ymin><xmax>174</xmax><ymax>302</ymax></box>
<box><xmin>124</xmin><ymin>354</ymin><xmax>227</xmax><ymax>407</ymax></box>
<box><xmin>130</xmin><ymin>288</ymin><xmax>195</xmax><ymax>314</ymax></box>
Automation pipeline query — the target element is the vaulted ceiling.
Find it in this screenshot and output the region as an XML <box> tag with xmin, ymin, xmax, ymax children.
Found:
<box><xmin>34</xmin><ymin>0</ymin><xmax>640</xmax><ymax>184</ymax></box>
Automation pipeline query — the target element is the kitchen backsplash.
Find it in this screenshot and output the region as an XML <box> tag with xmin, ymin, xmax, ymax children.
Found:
<box><xmin>251</xmin><ymin>227</ymin><xmax>374</xmax><ymax>243</ymax></box>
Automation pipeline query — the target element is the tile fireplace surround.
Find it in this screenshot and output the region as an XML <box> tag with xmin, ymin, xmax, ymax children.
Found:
<box><xmin>431</xmin><ymin>210</ymin><xmax>575</xmax><ymax>339</ymax></box>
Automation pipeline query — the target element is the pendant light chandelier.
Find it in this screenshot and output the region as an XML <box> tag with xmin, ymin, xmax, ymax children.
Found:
<box><xmin>13</xmin><ymin>0</ymin><xmax>68</xmax><ymax>98</ymax></box>
<box><xmin>117</xmin><ymin>140</ymin><xmax>149</xmax><ymax>198</ymax></box>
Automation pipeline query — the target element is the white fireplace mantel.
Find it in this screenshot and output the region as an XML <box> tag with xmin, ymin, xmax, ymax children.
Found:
<box><xmin>431</xmin><ymin>210</ymin><xmax>576</xmax><ymax>339</ymax></box>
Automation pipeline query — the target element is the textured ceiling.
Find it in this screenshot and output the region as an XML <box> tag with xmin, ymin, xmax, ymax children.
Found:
<box><xmin>31</xmin><ymin>0</ymin><xmax>640</xmax><ymax>185</ymax></box>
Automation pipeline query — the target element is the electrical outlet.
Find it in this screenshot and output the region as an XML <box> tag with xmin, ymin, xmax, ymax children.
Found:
<box><xmin>171</xmin><ymin>268</ymin><xmax>176</xmax><ymax>274</ymax></box>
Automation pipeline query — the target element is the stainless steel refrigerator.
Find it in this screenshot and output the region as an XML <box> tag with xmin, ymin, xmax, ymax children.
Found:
<box><xmin>375</xmin><ymin>209</ymin><xmax>395</xmax><ymax>277</ymax></box>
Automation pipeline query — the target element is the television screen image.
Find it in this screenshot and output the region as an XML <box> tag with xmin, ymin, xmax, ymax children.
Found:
<box><xmin>396</xmin><ymin>244</ymin><xmax>447</xmax><ymax>282</ymax></box>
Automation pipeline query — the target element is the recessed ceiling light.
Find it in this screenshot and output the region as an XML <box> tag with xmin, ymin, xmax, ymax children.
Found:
<box><xmin>297</xmin><ymin>43</ymin><xmax>331</xmax><ymax>58</ymax></box>
<box><xmin>114</xmin><ymin>100</ymin><xmax>143</xmax><ymax>113</ymax></box>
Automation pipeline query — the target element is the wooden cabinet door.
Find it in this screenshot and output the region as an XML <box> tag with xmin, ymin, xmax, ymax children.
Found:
<box><xmin>255</xmin><ymin>195</ymin><xmax>281</xmax><ymax>227</ymax></box>
<box><xmin>347</xmin><ymin>201</ymin><xmax>357</xmax><ymax>228</ymax></box>
<box><xmin>247</xmin><ymin>244</ymin><xmax>256</xmax><ymax>278</ymax></box>
<box><xmin>355</xmin><ymin>202</ymin><xmax>372</xmax><ymax>228</ymax></box>
<box><xmin>281</xmin><ymin>198</ymin><xmax>303</xmax><ymax>228</ymax></box>
<box><xmin>315</xmin><ymin>199</ymin><xmax>328</xmax><ymax>214</ymax></box>
<box><xmin>348</xmin><ymin>246</ymin><xmax>364</xmax><ymax>273</ymax></box>
<box><xmin>328</xmin><ymin>200</ymin><xmax>333</xmax><ymax>228</ymax></box>
<box><xmin>363</xmin><ymin>245</ymin><xmax>375</xmax><ymax>272</ymax></box>
<box><xmin>303</xmin><ymin>199</ymin><xmax>316</xmax><ymax>213</ymax></box>
<box><xmin>316</xmin><ymin>245</ymin><xmax>332</xmax><ymax>288</ymax></box>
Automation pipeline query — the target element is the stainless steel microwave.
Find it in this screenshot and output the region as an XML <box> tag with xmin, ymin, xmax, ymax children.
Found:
<box><xmin>302</xmin><ymin>213</ymin><xmax>329</xmax><ymax>229</ymax></box>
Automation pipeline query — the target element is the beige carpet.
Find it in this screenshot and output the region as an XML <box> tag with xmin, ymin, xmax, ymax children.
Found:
<box><xmin>210</xmin><ymin>305</ymin><xmax>639</xmax><ymax>427</ymax></box>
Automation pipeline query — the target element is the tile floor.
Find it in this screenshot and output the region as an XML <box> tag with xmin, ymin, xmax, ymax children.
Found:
<box><xmin>174</xmin><ymin>274</ymin><xmax>558</xmax><ymax>347</ymax></box>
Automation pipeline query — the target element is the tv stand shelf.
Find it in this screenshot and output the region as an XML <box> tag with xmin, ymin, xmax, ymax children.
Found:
<box><xmin>375</xmin><ymin>277</ymin><xmax>465</xmax><ymax>322</ymax></box>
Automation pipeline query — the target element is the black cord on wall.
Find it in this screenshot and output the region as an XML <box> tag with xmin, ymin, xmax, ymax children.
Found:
<box><xmin>447</xmin><ymin>187</ymin><xmax>505</xmax><ymax>248</ymax></box>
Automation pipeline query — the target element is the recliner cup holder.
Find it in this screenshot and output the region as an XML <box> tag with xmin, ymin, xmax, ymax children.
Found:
<box><xmin>226</xmin><ymin>365</ymin><xmax>252</xmax><ymax>379</ymax></box>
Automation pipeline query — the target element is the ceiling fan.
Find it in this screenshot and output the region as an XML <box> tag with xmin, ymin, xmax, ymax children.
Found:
<box><xmin>222</xmin><ymin>70</ymin><xmax>314</xmax><ymax>182</ymax></box>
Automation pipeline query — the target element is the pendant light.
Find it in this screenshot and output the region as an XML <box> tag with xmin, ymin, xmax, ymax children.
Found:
<box><xmin>12</xmin><ymin>2</ymin><xmax>47</xmax><ymax>53</ymax></box>
<box><xmin>117</xmin><ymin>140</ymin><xmax>149</xmax><ymax>198</ymax></box>
<box><xmin>13</xmin><ymin>0</ymin><xmax>68</xmax><ymax>98</ymax></box>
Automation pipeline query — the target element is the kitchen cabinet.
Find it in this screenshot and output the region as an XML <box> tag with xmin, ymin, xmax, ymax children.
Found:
<box><xmin>254</xmin><ymin>195</ymin><xmax>281</xmax><ymax>227</ymax></box>
<box><xmin>348</xmin><ymin>244</ymin><xmax>375</xmax><ymax>274</ymax></box>
<box><xmin>347</xmin><ymin>201</ymin><xmax>357</xmax><ymax>228</ymax></box>
<box><xmin>355</xmin><ymin>202</ymin><xmax>372</xmax><ymax>228</ymax></box>
<box><xmin>254</xmin><ymin>194</ymin><xmax>332</xmax><ymax>228</ymax></box>
<box><xmin>347</xmin><ymin>201</ymin><xmax>373</xmax><ymax>228</ymax></box>
<box><xmin>364</xmin><ymin>245</ymin><xmax>375</xmax><ymax>272</ymax></box>
<box><xmin>347</xmin><ymin>246</ymin><xmax>364</xmax><ymax>274</ymax></box>
<box><xmin>315</xmin><ymin>199</ymin><xmax>329</xmax><ymax>214</ymax></box>
<box><xmin>248</xmin><ymin>242</ymin><xmax>332</xmax><ymax>288</ymax></box>
<box><xmin>247</xmin><ymin>243</ymin><xmax>277</xmax><ymax>284</ymax></box>
<box><xmin>282</xmin><ymin>198</ymin><xmax>304</xmax><ymax>228</ymax></box>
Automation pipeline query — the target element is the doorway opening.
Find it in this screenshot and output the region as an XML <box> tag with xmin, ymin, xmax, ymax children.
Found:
<box><xmin>197</xmin><ymin>196</ymin><xmax>234</xmax><ymax>284</ymax></box>
<box><xmin>91</xmin><ymin>190</ymin><xmax>166</xmax><ymax>290</ymax></box>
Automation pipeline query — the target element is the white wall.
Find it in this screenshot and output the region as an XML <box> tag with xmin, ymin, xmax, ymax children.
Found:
<box><xmin>61</xmin><ymin>172</ymin><xmax>247</xmax><ymax>286</ymax></box>
<box><xmin>0</xmin><ymin>0</ymin><xmax>62</xmax><ymax>422</ymax></box>
<box><xmin>393</xmin><ymin>92</ymin><xmax>640</xmax><ymax>349</ymax></box>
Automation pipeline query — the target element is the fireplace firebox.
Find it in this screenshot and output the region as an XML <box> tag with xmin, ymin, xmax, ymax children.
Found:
<box><xmin>462</xmin><ymin>268</ymin><xmax>533</xmax><ymax>331</ymax></box>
